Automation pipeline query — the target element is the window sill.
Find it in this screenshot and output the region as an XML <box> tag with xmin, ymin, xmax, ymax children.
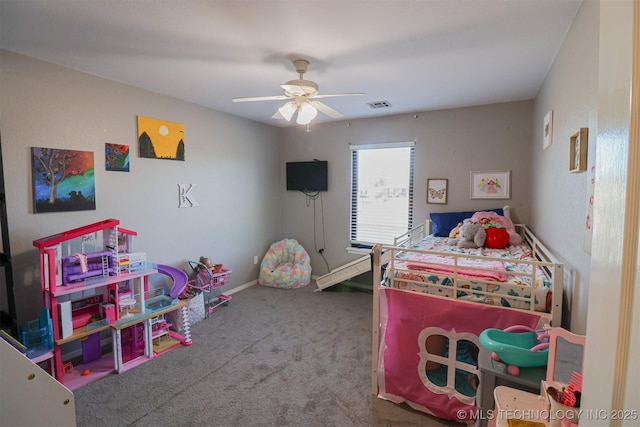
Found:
<box><xmin>346</xmin><ymin>247</ymin><xmax>372</xmax><ymax>256</ymax></box>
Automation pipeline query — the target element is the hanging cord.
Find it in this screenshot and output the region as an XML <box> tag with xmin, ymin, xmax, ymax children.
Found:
<box><xmin>303</xmin><ymin>190</ymin><xmax>320</xmax><ymax>206</ymax></box>
<box><xmin>307</xmin><ymin>191</ymin><xmax>330</xmax><ymax>273</ymax></box>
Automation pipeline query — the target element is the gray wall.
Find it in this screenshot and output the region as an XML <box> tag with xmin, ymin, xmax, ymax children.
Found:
<box><xmin>1</xmin><ymin>50</ymin><xmax>283</xmax><ymax>324</ymax></box>
<box><xmin>279</xmin><ymin>0</ymin><xmax>598</xmax><ymax>335</ymax></box>
<box><xmin>281</xmin><ymin>1</ymin><xmax>599</xmax><ymax>334</ymax></box>
<box><xmin>280</xmin><ymin>101</ymin><xmax>534</xmax><ymax>276</ymax></box>
<box><xmin>1</xmin><ymin>0</ymin><xmax>597</xmax><ymax>335</ymax></box>
<box><xmin>530</xmin><ymin>0</ymin><xmax>598</xmax><ymax>335</ymax></box>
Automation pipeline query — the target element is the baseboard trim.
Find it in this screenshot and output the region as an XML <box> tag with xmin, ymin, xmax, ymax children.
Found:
<box><xmin>226</xmin><ymin>280</ymin><xmax>257</xmax><ymax>295</ymax></box>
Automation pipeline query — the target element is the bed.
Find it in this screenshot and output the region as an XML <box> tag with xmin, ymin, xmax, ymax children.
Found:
<box><xmin>370</xmin><ymin>207</ymin><xmax>563</xmax><ymax>423</ymax></box>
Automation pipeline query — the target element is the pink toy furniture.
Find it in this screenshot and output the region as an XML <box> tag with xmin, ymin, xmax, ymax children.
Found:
<box><xmin>33</xmin><ymin>219</ymin><xmax>192</xmax><ymax>389</ymax></box>
<box><xmin>61</xmin><ymin>251</ymin><xmax>113</xmax><ymax>285</ymax></box>
<box><xmin>492</xmin><ymin>327</ymin><xmax>585</xmax><ymax>427</ymax></box>
<box><xmin>186</xmin><ymin>260</ymin><xmax>232</xmax><ymax>317</ymax></box>
<box><xmin>70</xmin><ymin>295</ymin><xmax>104</xmax><ymax>329</ymax></box>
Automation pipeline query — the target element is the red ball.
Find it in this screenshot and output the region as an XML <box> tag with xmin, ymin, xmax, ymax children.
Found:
<box><xmin>485</xmin><ymin>227</ymin><xmax>510</xmax><ymax>249</ymax></box>
<box><xmin>507</xmin><ymin>365</ymin><xmax>520</xmax><ymax>376</ymax></box>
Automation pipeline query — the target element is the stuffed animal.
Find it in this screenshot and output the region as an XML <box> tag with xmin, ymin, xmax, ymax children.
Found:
<box><xmin>447</xmin><ymin>219</ymin><xmax>486</xmax><ymax>248</ymax></box>
<box><xmin>198</xmin><ymin>256</ymin><xmax>223</xmax><ymax>274</ymax></box>
<box><xmin>448</xmin><ymin>222</ymin><xmax>463</xmax><ymax>239</ymax></box>
<box><xmin>470</xmin><ymin>211</ymin><xmax>522</xmax><ymax>245</ymax></box>
<box><xmin>485</xmin><ymin>227</ymin><xmax>510</xmax><ymax>249</ymax></box>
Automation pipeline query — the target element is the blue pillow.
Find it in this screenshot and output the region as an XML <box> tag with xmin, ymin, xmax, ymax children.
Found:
<box><xmin>430</xmin><ymin>208</ymin><xmax>504</xmax><ymax>237</ymax></box>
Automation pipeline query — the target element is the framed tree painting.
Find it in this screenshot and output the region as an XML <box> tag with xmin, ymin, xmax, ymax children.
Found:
<box><xmin>31</xmin><ymin>147</ymin><xmax>96</xmax><ymax>213</ymax></box>
<box><xmin>427</xmin><ymin>178</ymin><xmax>448</xmax><ymax>204</ymax></box>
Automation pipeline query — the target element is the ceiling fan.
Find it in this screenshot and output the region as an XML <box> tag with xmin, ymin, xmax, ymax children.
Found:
<box><xmin>232</xmin><ymin>59</ymin><xmax>364</xmax><ymax>125</ymax></box>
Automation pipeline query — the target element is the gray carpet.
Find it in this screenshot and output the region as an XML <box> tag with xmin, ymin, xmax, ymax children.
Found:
<box><xmin>74</xmin><ymin>282</ymin><xmax>463</xmax><ymax>427</ymax></box>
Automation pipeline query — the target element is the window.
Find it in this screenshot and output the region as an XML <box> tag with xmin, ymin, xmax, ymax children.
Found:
<box><xmin>350</xmin><ymin>142</ymin><xmax>414</xmax><ymax>247</ymax></box>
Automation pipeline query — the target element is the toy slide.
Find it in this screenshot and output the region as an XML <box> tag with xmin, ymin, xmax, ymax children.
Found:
<box><xmin>156</xmin><ymin>264</ymin><xmax>188</xmax><ymax>299</ymax></box>
<box><xmin>315</xmin><ymin>251</ymin><xmax>391</xmax><ymax>291</ymax></box>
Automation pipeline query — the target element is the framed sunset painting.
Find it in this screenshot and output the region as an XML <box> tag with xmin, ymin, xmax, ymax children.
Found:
<box><xmin>138</xmin><ymin>116</ymin><xmax>185</xmax><ymax>161</ymax></box>
<box><xmin>31</xmin><ymin>147</ymin><xmax>96</xmax><ymax>213</ymax></box>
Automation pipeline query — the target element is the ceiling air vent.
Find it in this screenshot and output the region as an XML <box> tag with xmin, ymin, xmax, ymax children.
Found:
<box><xmin>367</xmin><ymin>100</ymin><xmax>392</xmax><ymax>109</ymax></box>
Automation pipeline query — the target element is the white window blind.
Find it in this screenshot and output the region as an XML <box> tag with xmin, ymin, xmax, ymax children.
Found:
<box><xmin>350</xmin><ymin>142</ymin><xmax>414</xmax><ymax>246</ymax></box>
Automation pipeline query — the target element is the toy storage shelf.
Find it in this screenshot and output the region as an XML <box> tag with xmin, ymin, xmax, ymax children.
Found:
<box><xmin>0</xmin><ymin>339</ymin><xmax>76</xmax><ymax>426</ymax></box>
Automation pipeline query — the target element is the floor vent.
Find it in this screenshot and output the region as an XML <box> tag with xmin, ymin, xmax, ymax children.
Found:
<box><xmin>367</xmin><ymin>100</ymin><xmax>392</xmax><ymax>109</ymax></box>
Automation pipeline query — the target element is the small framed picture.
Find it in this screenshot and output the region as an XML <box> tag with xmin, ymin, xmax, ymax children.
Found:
<box><xmin>470</xmin><ymin>171</ymin><xmax>511</xmax><ymax>199</ymax></box>
<box><xmin>105</xmin><ymin>143</ymin><xmax>130</xmax><ymax>172</ymax></box>
<box><xmin>570</xmin><ymin>128</ymin><xmax>588</xmax><ymax>173</ymax></box>
<box><xmin>427</xmin><ymin>178</ymin><xmax>448</xmax><ymax>204</ymax></box>
<box><xmin>543</xmin><ymin>110</ymin><xmax>553</xmax><ymax>149</ymax></box>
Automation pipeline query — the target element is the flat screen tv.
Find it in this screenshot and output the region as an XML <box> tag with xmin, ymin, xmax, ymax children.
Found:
<box><xmin>286</xmin><ymin>160</ymin><xmax>328</xmax><ymax>192</ymax></box>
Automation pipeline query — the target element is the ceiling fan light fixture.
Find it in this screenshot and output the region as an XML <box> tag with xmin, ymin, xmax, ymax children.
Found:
<box><xmin>296</xmin><ymin>102</ymin><xmax>318</xmax><ymax>125</ymax></box>
<box><xmin>278</xmin><ymin>101</ymin><xmax>297</xmax><ymax>121</ymax></box>
<box><xmin>233</xmin><ymin>59</ymin><xmax>362</xmax><ymax>125</ymax></box>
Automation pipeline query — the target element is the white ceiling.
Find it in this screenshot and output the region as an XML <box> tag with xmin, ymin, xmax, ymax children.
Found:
<box><xmin>0</xmin><ymin>0</ymin><xmax>581</xmax><ymax>127</ymax></box>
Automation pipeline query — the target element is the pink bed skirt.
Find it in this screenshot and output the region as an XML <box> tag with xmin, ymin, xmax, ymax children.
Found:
<box><xmin>378</xmin><ymin>287</ymin><xmax>543</xmax><ymax>423</ymax></box>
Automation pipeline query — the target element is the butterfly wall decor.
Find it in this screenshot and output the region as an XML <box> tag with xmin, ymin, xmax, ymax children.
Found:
<box><xmin>429</xmin><ymin>188</ymin><xmax>446</xmax><ymax>199</ymax></box>
<box><xmin>427</xmin><ymin>178</ymin><xmax>448</xmax><ymax>204</ymax></box>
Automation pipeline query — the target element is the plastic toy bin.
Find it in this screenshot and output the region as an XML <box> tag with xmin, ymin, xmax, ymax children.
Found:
<box><xmin>479</xmin><ymin>328</ymin><xmax>549</xmax><ymax>367</ymax></box>
<box><xmin>18</xmin><ymin>308</ymin><xmax>54</xmax><ymax>359</ymax></box>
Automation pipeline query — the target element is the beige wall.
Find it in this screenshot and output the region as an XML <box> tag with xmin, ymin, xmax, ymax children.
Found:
<box><xmin>0</xmin><ymin>50</ymin><xmax>283</xmax><ymax>324</ymax></box>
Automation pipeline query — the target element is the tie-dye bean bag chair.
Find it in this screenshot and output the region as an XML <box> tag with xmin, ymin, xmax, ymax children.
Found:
<box><xmin>258</xmin><ymin>238</ymin><xmax>311</xmax><ymax>289</ymax></box>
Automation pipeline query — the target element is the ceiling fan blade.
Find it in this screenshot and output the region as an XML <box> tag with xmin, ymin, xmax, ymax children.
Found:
<box><xmin>232</xmin><ymin>95</ymin><xmax>291</xmax><ymax>103</ymax></box>
<box><xmin>311</xmin><ymin>101</ymin><xmax>344</xmax><ymax>119</ymax></box>
<box><xmin>312</xmin><ymin>93</ymin><xmax>365</xmax><ymax>99</ymax></box>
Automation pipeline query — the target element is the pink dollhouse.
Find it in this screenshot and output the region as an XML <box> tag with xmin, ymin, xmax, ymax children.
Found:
<box><xmin>33</xmin><ymin>219</ymin><xmax>191</xmax><ymax>390</ymax></box>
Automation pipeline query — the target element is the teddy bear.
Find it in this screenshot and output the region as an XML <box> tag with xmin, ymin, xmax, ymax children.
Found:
<box><xmin>447</xmin><ymin>219</ymin><xmax>486</xmax><ymax>248</ymax></box>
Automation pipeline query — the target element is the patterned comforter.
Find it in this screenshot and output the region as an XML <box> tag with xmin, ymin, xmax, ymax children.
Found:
<box><xmin>389</xmin><ymin>235</ymin><xmax>552</xmax><ymax>312</ymax></box>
